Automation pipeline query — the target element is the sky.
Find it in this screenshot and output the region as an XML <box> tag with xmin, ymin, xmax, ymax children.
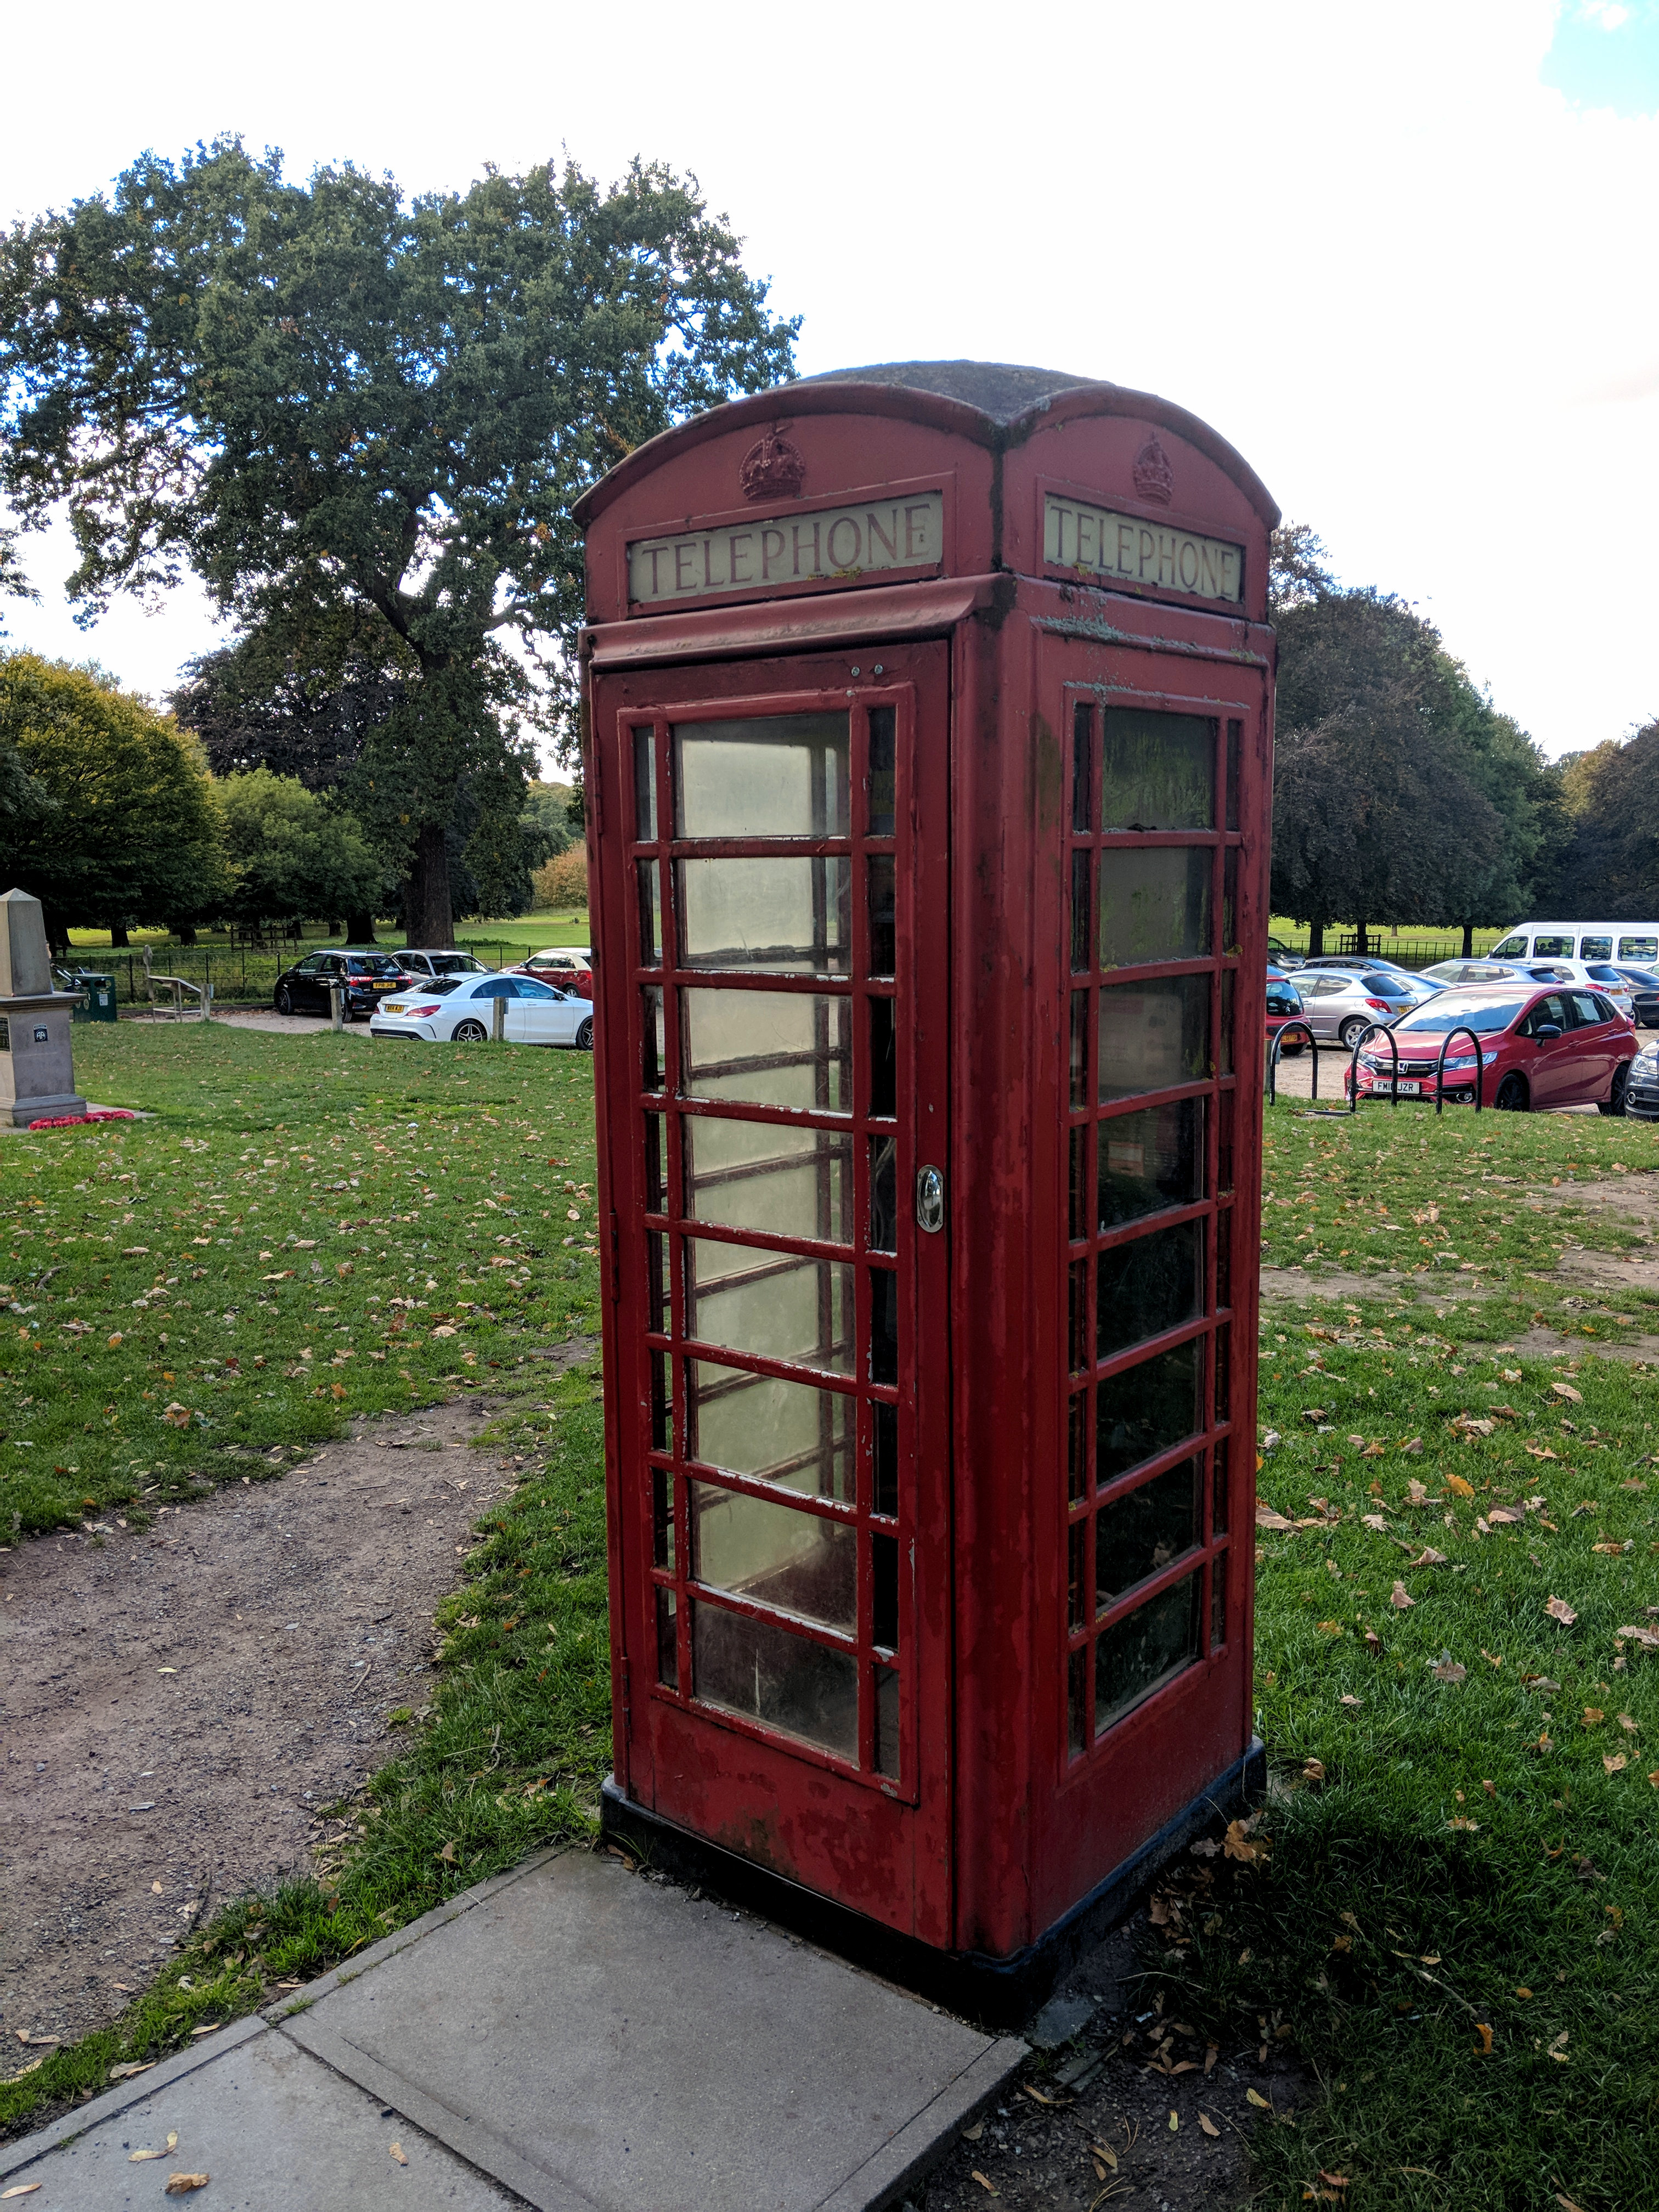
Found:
<box><xmin>2</xmin><ymin>0</ymin><xmax>1656</xmax><ymax>768</ymax></box>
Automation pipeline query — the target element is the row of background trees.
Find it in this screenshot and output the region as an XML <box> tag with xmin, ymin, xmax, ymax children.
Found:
<box><xmin>1267</xmin><ymin>527</ymin><xmax>1659</xmax><ymax>953</ymax></box>
<box><xmin>0</xmin><ymin>648</ymin><xmax>583</xmax><ymax>950</ymax></box>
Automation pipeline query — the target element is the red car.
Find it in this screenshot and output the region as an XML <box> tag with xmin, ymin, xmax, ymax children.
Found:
<box><xmin>1266</xmin><ymin>970</ymin><xmax>1306</xmax><ymax>1054</ymax></box>
<box><xmin>512</xmin><ymin>946</ymin><xmax>594</xmax><ymax>1000</ymax></box>
<box><xmin>1353</xmin><ymin>984</ymin><xmax>1635</xmax><ymax>1113</ymax></box>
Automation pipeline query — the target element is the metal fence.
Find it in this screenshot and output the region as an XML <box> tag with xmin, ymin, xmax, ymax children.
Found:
<box><xmin>68</xmin><ymin>929</ymin><xmax>527</xmax><ymax>1010</ymax></box>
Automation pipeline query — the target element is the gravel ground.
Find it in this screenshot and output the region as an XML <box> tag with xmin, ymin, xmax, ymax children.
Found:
<box><xmin>0</xmin><ymin>1397</ymin><xmax>515</xmax><ymax>2047</ymax></box>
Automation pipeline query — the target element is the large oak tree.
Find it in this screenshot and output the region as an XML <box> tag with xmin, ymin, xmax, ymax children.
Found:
<box><xmin>0</xmin><ymin>140</ymin><xmax>797</xmax><ymax>943</ymax></box>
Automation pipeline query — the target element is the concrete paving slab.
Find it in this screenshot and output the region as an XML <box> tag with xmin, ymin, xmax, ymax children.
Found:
<box><xmin>281</xmin><ymin>1849</ymin><xmax>1025</xmax><ymax>2212</ymax></box>
<box><xmin>0</xmin><ymin>2021</ymin><xmax>525</xmax><ymax>2210</ymax></box>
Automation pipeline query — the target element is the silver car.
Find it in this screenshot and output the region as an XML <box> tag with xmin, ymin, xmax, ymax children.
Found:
<box><xmin>1421</xmin><ymin>959</ymin><xmax>1529</xmax><ymax>989</ymax></box>
<box><xmin>1294</xmin><ymin>967</ymin><xmax>1437</xmax><ymax>1048</ymax></box>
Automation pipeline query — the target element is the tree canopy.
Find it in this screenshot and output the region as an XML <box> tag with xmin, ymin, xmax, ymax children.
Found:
<box><xmin>216</xmin><ymin>768</ymin><xmax>380</xmax><ymax>935</ymax></box>
<box><xmin>0</xmin><ymin>139</ymin><xmax>798</xmax><ymax>943</ymax></box>
<box><xmin>1268</xmin><ymin>527</ymin><xmax>1556</xmax><ymax>952</ymax></box>
<box><xmin>1547</xmin><ymin>721</ymin><xmax>1659</xmax><ymax>917</ymax></box>
<box><xmin>0</xmin><ymin>653</ymin><xmax>223</xmax><ymax>946</ymax></box>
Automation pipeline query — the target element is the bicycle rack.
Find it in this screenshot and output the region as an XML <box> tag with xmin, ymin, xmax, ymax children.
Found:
<box><xmin>1266</xmin><ymin>1020</ymin><xmax>1319</xmax><ymax>1104</ymax></box>
<box><xmin>1346</xmin><ymin>1022</ymin><xmax>1400</xmax><ymax>1113</ymax></box>
<box><xmin>1434</xmin><ymin>1025</ymin><xmax>1486</xmax><ymax>1115</ymax></box>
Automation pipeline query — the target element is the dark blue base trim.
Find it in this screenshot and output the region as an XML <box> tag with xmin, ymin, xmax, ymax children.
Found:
<box><xmin>600</xmin><ymin>1737</ymin><xmax>1265</xmax><ymax>2031</ymax></box>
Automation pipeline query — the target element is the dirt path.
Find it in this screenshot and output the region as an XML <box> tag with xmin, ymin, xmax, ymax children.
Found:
<box><xmin>0</xmin><ymin>1397</ymin><xmax>521</xmax><ymax>2048</ymax></box>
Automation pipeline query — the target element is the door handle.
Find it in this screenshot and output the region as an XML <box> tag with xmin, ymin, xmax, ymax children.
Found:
<box><xmin>915</xmin><ymin>1164</ymin><xmax>945</xmax><ymax>1234</ymax></box>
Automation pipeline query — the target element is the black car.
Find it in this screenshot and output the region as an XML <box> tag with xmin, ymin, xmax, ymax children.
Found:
<box><xmin>273</xmin><ymin>950</ymin><xmax>408</xmax><ymax>1019</ymax></box>
<box><xmin>1615</xmin><ymin>967</ymin><xmax>1659</xmax><ymax>1029</ymax></box>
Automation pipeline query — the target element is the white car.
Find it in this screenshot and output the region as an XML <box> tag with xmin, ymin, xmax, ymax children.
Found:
<box><xmin>370</xmin><ymin>974</ymin><xmax>594</xmax><ymax>1049</ymax></box>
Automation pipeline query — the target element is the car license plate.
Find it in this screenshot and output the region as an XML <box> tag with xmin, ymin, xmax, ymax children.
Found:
<box><xmin>1394</xmin><ymin>1078</ymin><xmax>1421</xmax><ymax>1094</ymax></box>
<box><xmin>383</xmin><ymin>1002</ymin><xmax>406</xmax><ymax>1014</ymax></box>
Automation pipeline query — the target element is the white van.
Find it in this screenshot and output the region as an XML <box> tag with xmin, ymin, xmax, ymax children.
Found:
<box><xmin>1493</xmin><ymin>922</ymin><xmax>1659</xmax><ymax>966</ymax></box>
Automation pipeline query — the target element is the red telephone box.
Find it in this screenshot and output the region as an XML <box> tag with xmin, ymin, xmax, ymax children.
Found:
<box><xmin>578</xmin><ymin>362</ymin><xmax>1277</xmax><ymax>2017</ymax></box>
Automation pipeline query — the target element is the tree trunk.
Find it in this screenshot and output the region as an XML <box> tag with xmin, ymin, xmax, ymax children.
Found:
<box><xmin>1355</xmin><ymin>919</ymin><xmax>1369</xmax><ymax>957</ymax></box>
<box><xmin>1461</xmin><ymin>921</ymin><xmax>1474</xmax><ymax>957</ymax></box>
<box><xmin>345</xmin><ymin>910</ymin><xmax>378</xmax><ymax>944</ymax></box>
<box><xmin>110</xmin><ymin>922</ymin><xmax>130</xmax><ymax>949</ymax></box>
<box><xmin>404</xmin><ymin>822</ymin><xmax>454</xmax><ymax>949</ymax></box>
<box><xmin>1308</xmin><ymin>919</ymin><xmax>1325</xmax><ymax>956</ymax></box>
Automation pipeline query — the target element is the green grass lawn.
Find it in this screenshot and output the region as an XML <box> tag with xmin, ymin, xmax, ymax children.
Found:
<box><xmin>7</xmin><ymin>1047</ymin><xmax>1658</xmax><ymax>2209</ymax></box>
<box><xmin>1155</xmin><ymin>1098</ymin><xmax>1659</xmax><ymax>2212</ymax></box>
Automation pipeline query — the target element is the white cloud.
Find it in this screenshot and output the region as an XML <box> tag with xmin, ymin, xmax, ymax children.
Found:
<box><xmin>2</xmin><ymin>0</ymin><xmax>1655</xmax><ymax>754</ymax></box>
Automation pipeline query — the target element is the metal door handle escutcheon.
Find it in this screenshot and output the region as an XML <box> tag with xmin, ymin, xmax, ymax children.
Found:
<box><xmin>916</xmin><ymin>1164</ymin><xmax>945</xmax><ymax>1234</ymax></box>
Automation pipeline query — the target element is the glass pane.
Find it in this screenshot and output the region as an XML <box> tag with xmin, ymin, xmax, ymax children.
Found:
<box><xmin>869</xmin><ymin>997</ymin><xmax>896</xmax><ymax>1118</ymax></box>
<box><xmin>644</xmin><ymin>1111</ymin><xmax>666</xmax><ymax>1213</ymax></box>
<box><xmin>1100</xmin><ymin>709</ymin><xmax>1215</xmax><ymax>831</ymax></box>
<box><xmin>1098</xmin><ymin>975</ymin><xmax>1209</xmax><ymax>1101</ymax></box>
<box><xmin>1214</xmin><ymin>1321</ymin><xmax>1231</xmax><ymax>1423</ymax></box>
<box><xmin>1098</xmin><ymin>1098</ymin><xmax>1204</xmax><ymax>1228</ymax></box>
<box><xmin>1094</xmin><ymin>1571</ymin><xmax>1200</xmax><ymax>1733</ymax></box>
<box><xmin>650</xmin><ymin>1353</ymin><xmax>670</xmax><ymax>1456</ymax></box>
<box><xmin>1099</xmin><ymin>847</ymin><xmax>1211</xmax><ymax>970</ymax></box>
<box><xmin>684</xmin><ymin>1116</ymin><xmax>851</xmax><ymax>1244</ymax></box>
<box><xmin>676</xmin><ymin>856</ymin><xmax>851</xmax><ymax>972</ymax></box>
<box><xmin>1217</xmin><ymin>1089</ymin><xmax>1234</xmax><ymax>1195</ymax></box>
<box><xmin>874</xmin><ymin>1663</ymin><xmax>901</xmax><ymax>1778</ymax></box>
<box><xmin>692</xmin><ymin>1482</ymin><xmax>855</xmax><ymax>1632</ymax></box>
<box><xmin>1068</xmin><ymin>1389</ymin><xmax>1088</xmax><ymax>1503</ymax></box>
<box><xmin>637</xmin><ymin>860</ymin><xmax>662</xmax><ymax>967</ymax></box>
<box><xmin>652</xmin><ymin>1464</ymin><xmax>674</xmax><ymax>1566</ymax></box>
<box><xmin>646</xmin><ymin>1231</ymin><xmax>670</xmax><ymax>1335</ymax></box>
<box><xmin>634</xmin><ymin>726</ymin><xmax>658</xmax><ymax>842</ymax></box>
<box><xmin>674</xmin><ymin>713</ymin><xmax>850</xmax><ymax>839</ymax></box>
<box><xmin>867</xmin><ymin>707</ymin><xmax>896</xmax><ymax>837</ymax></box>
<box><xmin>1211</xmin><ymin>1435</ymin><xmax>1229</xmax><ymax>1537</ymax></box>
<box><xmin>1211</xmin><ymin>1555</ymin><xmax>1228</xmax><ymax>1650</ymax></box>
<box><xmin>1225</xmin><ymin>719</ymin><xmax>1240</xmax><ymax>832</ymax></box>
<box><xmin>1216</xmin><ymin>1210</ymin><xmax>1232</xmax><ymax>1311</ymax></box>
<box><xmin>869</xmin><ymin>1137</ymin><xmax>898</xmax><ymax>1252</ymax></box>
<box><xmin>1068</xmin><ymin>1517</ymin><xmax>1086</xmax><ymax>1628</ymax></box>
<box><xmin>1069</xmin><ymin>1257</ymin><xmax>1091</xmax><ymax>1374</ymax></box>
<box><xmin>1070</xmin><ymin>990</ymin><xmax>1090</xmax><ymax>1106</ymax></box>
<box><xmin>867</xmin><ymin>855</ymin><xmax>896</xmax><ymax>977</ymax></box>
<box><xmin>681</xmin><ymin>990</ymin><xmax>851</xmax><ymax>1110</ymax></box>
<box><xmin>1097</xmin><ymin>1338</ymin><xmax>1203</xmax><ymax>1480</ymax></box>
<box><xmin>1071</xmin><ymin>849</ymin><xmax>1092</xmax><ymax>974</ymax></box>
<box><xmin>1072</xmin><ymin>702</ymin><xmax>1094</xmax><ymax>834</ymax></box>
<box><xmin>1068</xmin><ymin>1645</ymin><xmax>1088</xmax><ymax>1756</ymax></box>
<box><xmin>692</xmin><ymin>1601</ymin><xmax>858</xmax><ymax>1758</ymax></box>
<box><xmin>656</xmin><ymin>1586</ymin><xmax>678</xmax><ymax>1688</ymax></box>
<box><xmin>687</xmin><ymin>1358</ymin><xmax>854</xmax><ymax>1500</ymax></box>
<box><xmin>685</xmin><ymin>1236</ymin><xmax>853</xmax><ymax>1374</ymax></box>
<box><xmin>642</xmin><ymin>986</ymin><xmax>665</xmax><ymax>1091</ymax></box>
<box><xmin>1219</xmin><ymin>969</ymin><xmax>1235</xmax><ymax>1076</ymax></box>
<box><xmin>872</xmin><ymin>1531</ymin><xmax>899</xmax><ymax>1650</ymax></box>
<box><xmin>869</xmin><ymin>1266</ymin><xmax>898</xmax><ymax>1385</ymax></box>
<box><xmin>1096</xmin><ymin>1457</ymin><xmax>1200</xmax><ymax>1606</ymax></box>
<box><xmin>1222</xmin><ymin>847</ymin><xmax>1239</xmax><ymax>953</ymax></box>
<box><xmin>1097</xmin><ymin>1218</ymin><xmax>1204</xmax><ymax>1359</ymax></box>
<box><xmin>1069</xmin><ymin>1124</ymin><xmax>1088</xmax><ymax>1241</ymax></box>
<box><xmin>873</xmin><ymin>1401</ymin><xmax>898</xmax><ymax>1517</ymax></box>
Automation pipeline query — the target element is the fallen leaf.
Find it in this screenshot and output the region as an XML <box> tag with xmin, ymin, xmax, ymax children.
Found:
<box><xmin>436</xmin><ymin>1839</ymin><xmax>458</xmax><ymax>1864</ymax></box>
<box><xmin>961</xmin><ymin>2122</ymin><xmax>984</xmax><ymax>2142</ymax></box>
<box><xmin>1447</xmin><ymin>1815</ymin><xmax>1480</xmax><ymax>1830</ymax></box>
<box><xmin>164</xmin><ymin>2180</ymin><xmax>210</xmax><ymax>2197</ymax></box>
<box><xmin>1224</xmin><ymin>1819</ymin><xmax>1270</xmax><ymax>1865</ymax></box>
<box><xmin>1547</xmin><ymin>2030</ymin><xmax>1570</xmax><ymax>2063</ymax></box>
<box><xmin>389</xmin><ymin>2143</ymin><xmax>408</xmax><ymax>2166</ymax></box>
<box><xmin>1485</xmin><ymin>1505</ymin><xmax>1523</xmax><ymax>1524</ymax></box>
<box><xmin>1407</xmin><ymin>1477</ymin><xmax>1430</xmax><ymax>1504</ymax></box>
<box><xmin>1199</xmin><ymin>2113</ymin><xmax>1221</xmax><ymax>2138</ymax></box>
<box><xmin>1444</xmin><ymin>1474</ymin><xmax>1475</xmax><ymax>1498</ymax></box>
<box><xmin>1526</xmin><ymin>1443</ymin><xmax>1559</xmax><ymax>1461</ymax></box>
<box><xmin>1204</xmin><ymin>2042</ymin><xmax>1219</xmax><ymax>2075</ymax></box>
<box><xmin>1432</xmin><ymin>1658</ymin><xmax>1467</xmax><ymax>1683</ymax></box>
<box><xmin>1361</xmin><ymin>1512</ymin><xmax>1389</xmax><ymax>1532</ymax></box>
<box><xmin>1256</xmin><ymin>1505</ymin><xmax>1297</xmax><ymax>1532</ymax></box>
<box><xmin>1617</xmin><ymin>1623</ymin><xmax>1659</xmax><ymax>1647</ymax></box>
<box><xmin>1340</xmin><ymin>1693</ymin><xmax>1363</xmax><ymax>1707</ymax></box>
<box><xmin>1604</xmin><ymin>1753</ymin><xmax>1628</xmax><ymax>1774</ymax></box>
<box><xmin>1318</xmin><ymin>2175</ymin><xmax>1351</xmax><ymax>2192</ymax></box>
<box><xmin>1089</xmin><ymin>2140</ymin><xmax>1117</xmax><ymax>2170</ymax></box>
<box><xmin>1522</xmin><ymin>1674</ymin><xmax>1560</xmax><ymax>1691</ymax></box>
<box><xmin>1</xmin><ymin>2189</ymin><xmax>43</xmax><ymax>2200</ymax></box>
<box><xmin>1302</xmin><ymin>1758</ymin><xmax>1327</xmax><ymax>1784</ymax></box>
<box><xmin>1551</xmin><ymin>1382</ymin><xmax>1583</xmax><ymax>1402</ymax></box>
<box><xmin>1582</xmin><ymin>1706</ymin><xmax>1605</xmax><ymax>1726</ymax></box>
<box><xmin>1618</xmin><ymin>1712</ymin><xmax>1639</xmax><ymax>1733</ymax></box>
<box><xmin>1391</xmin><ymin>1581</ymin><xmax>1414</xmax><ymax>1610</ymax></box>
<box><xmin>971</xmin><ymin>2172</ymin><xmax>998</xmax><ymax>2195</ymax></box>
<box><xmin>130</xmin><ymin>2133</ymin><xmax>180</xmax><ymax>2164</ymax></box>
<box><xmin>1473</xmin><ymin>2022</ymin><xmax>1493</xmax><ymax>2054</ymax></box>
<box><xmin>1545</xmin><ymin>1596</ymin><xmax>1578</xmax><ymax>1626</ymax></box>
<box><xmin>1246</xmin><ymin>2087</ymin><xmax>1272</xmax><ymax>2109</ymax></box>
<box><xmin>1555</xmin><ymin>2194</ymin><xmax>1587</xmax><ymax>2212</ymax></box>
<box><xmin>1409</xmin><ymin>1548</ymin><xmax>1447</xmax><ymax>1567</ymax></box>
<box><xmin>1168</xmin><ymin>2109</ymin><xmax>1180</xmax><ymax>2131</ymax></box>
<box><xmin>151</xmin><ymin>1880</ymin><xmax>163</xmax><ymax>1894</ymax></box>
<box><xmin>109</xmin><ymin>2061</ymin><xmax>154</xmax><ymax>2079</ymax></box>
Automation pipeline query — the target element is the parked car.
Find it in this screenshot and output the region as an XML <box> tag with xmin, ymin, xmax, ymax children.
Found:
<box><xmin>273</xmin><ymin>950</ymin><xmax>408</xmax><ymax>1019</ymax></box>
<box><xmin>370</xmin><ymin>973</ymin><xmax>594</xmax><ymax>1049</ymax></box>
<box><xmin>1421</xmin><ymin>959</ymin><xmax>1529</xmax><ymax>989</ymax></box>
<box><xmin>513</xmin><ymin>946</ymin><xmax>594</xmax><ymax>999</ymax></box>
<box><xmin>1508</xmin><ymin>959</ymin><xmax>1635</xmax><ymax>1020</ymax></box>
<box><xmin>1491</xmin><ymin>921</ymin><xmax>1659</xmax><ymax>967</ymax></box>
<box><xmin>1626</xmin><ymin>1035</ymin><xmax>1659</xmax><ymax>1118</ymax></box>
<box><xmin>1354</xmin><ymin>984</ymin><xmax>1635</xmax><ymax>1113</ymax></box>
<box><xmin>1266</xmin><ymin>935</ymin><xmax>1303</xmax><ymax>969</ymax></box>
<box><xmin>395</xmin><ymin>949</ymin><xmax>491</xmax><ymax>980</ymax></box>
<box><xmin>1614</xmin><ymin>967</ymin><xmax>1659</xmax><ymax>1029</ymax></box>
<box><xmin>1266</xmin><ymin>973</ymin><xmax>1306</xmax><ymax>1053</ymax></box>
<box><xmin>1293</xmin><ymin>966</ymin><xmax>1439</xmax><ymax>1048</ymax></box>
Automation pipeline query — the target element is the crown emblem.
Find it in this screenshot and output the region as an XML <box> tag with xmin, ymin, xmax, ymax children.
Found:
<box><xmin>1131</xmin><ymin>432</ymin><xmax>1175</xmax><ymax>507</ymax></box>
<box><xmin>739</xmin><ymin>424</ymin><xmax>806</xmax><ymax>503</ymax></box>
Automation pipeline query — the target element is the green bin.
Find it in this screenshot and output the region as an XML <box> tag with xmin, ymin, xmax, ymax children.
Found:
<box><xmin>70</xmin><ymin>970</ymin><xmax>119</xmax><ymax>1023</ymax></box>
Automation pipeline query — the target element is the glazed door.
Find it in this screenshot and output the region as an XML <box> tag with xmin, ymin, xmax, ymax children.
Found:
<box><xmin>593</xmin><ymin>641</ymin><xmax>952</xmax><ymax>1945</ymax></box>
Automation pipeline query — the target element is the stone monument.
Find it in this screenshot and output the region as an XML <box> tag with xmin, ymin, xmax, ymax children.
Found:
<box><xmin>0</xmin><ymin>889</ymin><xmax>88</xmax><ymax>1125</ymax></box>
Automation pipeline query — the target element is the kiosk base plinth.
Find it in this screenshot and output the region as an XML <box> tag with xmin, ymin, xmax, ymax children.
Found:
<box><xmin>601</xmin><ymin>1737</ymin><xmax>1265</xmax><ymax>2031</ymax></box>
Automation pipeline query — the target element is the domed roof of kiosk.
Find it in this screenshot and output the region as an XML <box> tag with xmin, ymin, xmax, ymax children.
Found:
<box><xmin>573</xmin><ymin>359</ymin><xmax>1277</xmax><ymax>527</ymax></box>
